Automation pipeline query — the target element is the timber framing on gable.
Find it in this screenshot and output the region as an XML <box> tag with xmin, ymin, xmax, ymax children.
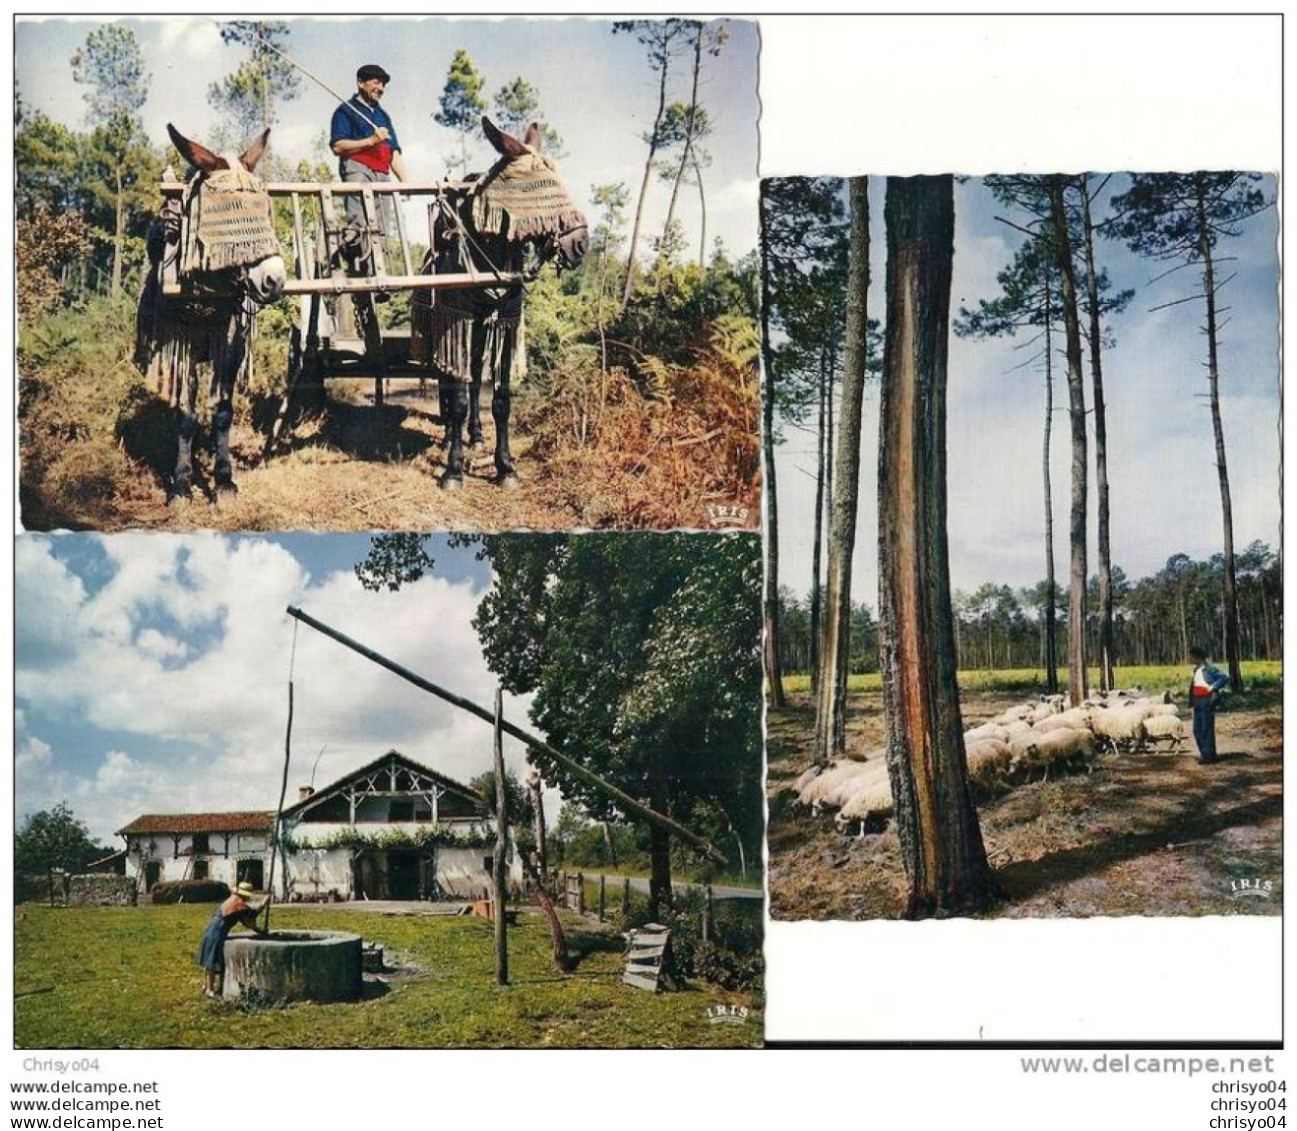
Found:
<box><xmin>281</xmin><ymin>749</ymin><xmax>485</xmax><ymax>826</ymax></box>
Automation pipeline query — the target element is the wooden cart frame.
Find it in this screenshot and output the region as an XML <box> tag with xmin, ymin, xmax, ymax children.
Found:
<box><xmin>161</xmin><ymin>179</ymin><xmax>523</xmax><ymax>449</ymax></box>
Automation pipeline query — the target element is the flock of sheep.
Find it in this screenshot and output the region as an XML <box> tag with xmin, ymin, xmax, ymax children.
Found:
<box><xmin>794</xmin><ymin>689</ymin><xmax>1188</xmax><ymax>837</ymax></box>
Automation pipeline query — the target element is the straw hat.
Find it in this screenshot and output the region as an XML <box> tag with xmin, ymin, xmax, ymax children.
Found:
<box><xmin>233</xmin><ymin>881</ymin><xmax>257</xmax><ymax>899</ymax></box>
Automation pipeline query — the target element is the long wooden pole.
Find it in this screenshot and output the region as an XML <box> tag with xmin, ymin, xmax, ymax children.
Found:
<box><xmin>493</xmin><ymin>688</ymin><xmax>509</xmax><ymax>986</ymax></box>
<box><xmin>285</xmin><ymin>606</ymin><xmax>723</xmax><ymax>862</ymax></box>
<box><xmin>262</xmin><ymin>679</ymin><xmax>294</xmax><ymax>933</ymax></box>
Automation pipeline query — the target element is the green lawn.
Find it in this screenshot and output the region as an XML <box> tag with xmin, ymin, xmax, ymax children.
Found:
<box><xmin>782</xmin><ymin>660</ymin><xmax>1281</xmax><ymax>697</ymax></box>
<box><xmin>14</xmin><ymin>904</ymin><xmax>761</xmax><ymax>1049</ymax></box>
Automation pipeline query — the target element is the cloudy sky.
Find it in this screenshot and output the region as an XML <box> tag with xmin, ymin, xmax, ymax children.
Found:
<box><xmin>16</xmin><ymin>16</ymin><xmax>759</xmax><ymax>261</ymax></box>
<box><xmin>14</xmin><ymin>533</ymin><xmax>563</xmax><ymax>845</ymax></box>
<box><xmin>774</xmin><ymin>174</ymin><xmax>1281</xmax><ymax>604</ymax></box>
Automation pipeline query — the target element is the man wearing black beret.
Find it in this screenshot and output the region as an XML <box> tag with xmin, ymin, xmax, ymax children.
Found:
<box><xmin>330</xmin><ymin>64</ymin><xmax>406</xmax><ymax>247</ymax></box>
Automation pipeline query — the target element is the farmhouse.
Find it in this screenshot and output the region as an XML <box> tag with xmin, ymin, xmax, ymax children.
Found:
<box><xmin>118</xmin><ymin>750</ymin><xmax>519</xmax><ymax>901</ymax></box>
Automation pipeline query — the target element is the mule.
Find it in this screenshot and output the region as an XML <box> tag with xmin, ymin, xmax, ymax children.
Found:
<box><xmin>136</xmin><ymin>125</ymin><xmax>287</xmax><ymax>501</ymax></box>
<box><xmin>412</xmin><ymin>117</ymin><xmax>588</xmax><ymax>490</ymax></box>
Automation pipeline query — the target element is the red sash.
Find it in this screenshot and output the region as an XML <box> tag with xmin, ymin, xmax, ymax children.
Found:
<box><xmin>349</xmin><ymin>142</ymin><xmax>393</xmax><ymax>174</ymax></box>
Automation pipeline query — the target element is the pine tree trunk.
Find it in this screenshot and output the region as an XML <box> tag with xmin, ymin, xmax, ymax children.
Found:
<box><xmin>813</xmin><ymin>177</ymin><xmax>868</xmax><ymax>763</ymax></box>
<box><xmin>1080</xmin><ymin>180</ymin><xmax>1116</xmax><ymax>692</ymax></box>
<box><xmin>622</xmin><ymin>51</ymin><xmax>672</xmax><ymax>307</ymax></box>
<box><xmin>1042</xmin><ymin>276</ymin><xmax>1059</xmax><ymax>693</ymax></box>
<box><xmin>759</xmin><ymin>188</ymin><xmax>787</xmax><ymax>709</ymax></box>
<box><xmin>693</xmin><ymin>150</ymin><xmax>707</xmax><ymax>269</ymax></box>
<box><xmin>1048</xmin><ymin>177</ymin><xmax>1089</xmax><ymax>707</ymax></box>
<box><xmin>647</xmin><ymin>766</ymin><xmax>672</xmax><ymax>918</ymax></box>
<box><xmin>112</xmin><ymin>167</ymin><xmax>124</xmax><ymax>299</ymax></box>
<box><xmin>809</xmin><ymin>358</ymin><xmax>827</xmax><ymax>694</ymax></box>
<box><xmin>660</xmin><ymin>24</ymin><xmax>702</xmax><ymax>261</ymax></box>
<box><xmin>1195</xmin><ymin>177</ymin><xmax>1244</xmax><ymax>690</ymax></box>
<box><xmin>878</xmin><ymin>175</ymin><xmax>992</xmax><ymax>917</ymax></box>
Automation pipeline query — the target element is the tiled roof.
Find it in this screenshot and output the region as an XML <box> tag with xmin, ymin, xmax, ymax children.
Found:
<box><xmin>117</xmin><ymin>812</ymin><xmax>274</xmax><ymax>836</ymax></box>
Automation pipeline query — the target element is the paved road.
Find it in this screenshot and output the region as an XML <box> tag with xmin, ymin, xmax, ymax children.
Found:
<box><xmin>575</xmin><ymin>874</ymin><xmax>762</xmax><ymax>901</ymax></box>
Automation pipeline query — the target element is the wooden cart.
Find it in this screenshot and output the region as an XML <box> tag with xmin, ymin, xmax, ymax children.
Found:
<box><xmin>161</xmin><ymin>178</ymin><xmax>523</xmax><ymax>452</ymax></box>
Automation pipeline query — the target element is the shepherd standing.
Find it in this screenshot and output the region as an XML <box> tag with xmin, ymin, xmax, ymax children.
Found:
<box><xmin>1188</xmin><ymin>645</ymin><xmax>1231</xmax><ymax>765</ymax></box>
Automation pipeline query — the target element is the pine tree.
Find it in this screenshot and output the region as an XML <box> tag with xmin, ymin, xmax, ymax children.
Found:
<box><xmin>434</xmin><ymin>48</ymin><xmax>487</xmax><ymax>178</ymax></box>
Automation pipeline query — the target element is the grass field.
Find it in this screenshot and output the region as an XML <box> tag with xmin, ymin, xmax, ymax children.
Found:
<box><xmin>14</xmin><ymin>904</ymin><xmax>761</xmax><ymax>1049</ymax></box>
<box><xmin>781</xmin><ymin>660</ymin><xmax>1282</xmax><ymax>697</ymax></box>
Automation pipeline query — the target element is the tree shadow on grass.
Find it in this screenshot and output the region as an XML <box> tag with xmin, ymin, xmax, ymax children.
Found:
<box><xmin>995</xmin><ymin>793</ymin><xmax>1282</xmax><ymax>901</ymax></box>
<box><xmin>563</xmin><ymin>925</ymin><xmax>626</xmax><ymax>973</ymax></box>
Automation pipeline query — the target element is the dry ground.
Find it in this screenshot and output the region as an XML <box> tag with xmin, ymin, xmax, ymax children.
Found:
<box><xmin>38</xmin><ymin>380</ymin><xmax>615</xmax><ymax>533</ymax></box>
<box><xmin>768</xmin><ymin>687</ymin><xmax>1282</xmax><ymax>920</ymax></box>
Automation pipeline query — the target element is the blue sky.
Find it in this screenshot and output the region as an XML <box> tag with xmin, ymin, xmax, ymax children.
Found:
<box><xmin>13</xmin><ymin>533</ymin><xmax>555</xmax><ymax>845</ymax></box>
<box><xmin>774</xmin><ymin>174</ymin><xmax>1281</xmax><ymax>605</ymax></box>
<box><xmin>16</xmin><ymin>16</ymin><xmax>759</xmax><ymax>261</ymax></box>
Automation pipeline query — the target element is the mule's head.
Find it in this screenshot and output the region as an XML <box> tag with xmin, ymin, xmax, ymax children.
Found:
<box><xmin>479</xmin><ymin>117</ymin><xmax>589</xmax><ymax>273</ymax></box>
<box><xmin>167</xmin><ymin>125</ymin><xmax>287</xmax><ymax>304</ymax></box>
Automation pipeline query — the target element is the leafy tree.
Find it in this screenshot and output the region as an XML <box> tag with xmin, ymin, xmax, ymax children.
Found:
<box><xmin>468</xmin><ymin>768</ymin><xmax>535</xmax><ymax>828</ymax></box>
<box><xmin>70</xmin><ymin>24</ymin><xmax>150</xmax><ymax>296</ymax></box>
<box><xmin>491</xmin><ymin>77</ymin><xmax>565</xmax><ymax>156</ymax></box>
<box><xmin>207</xmin><ymin>21</ymin><xmax>301</xmax><ymax>140</ymax></box>
<box><xmin>612</xmin><ymin>18</ymin><xmax>694</xmax><ymax>305</ymax></box>
<box><xmin>17</xmin><ymin>206</ymin><xmax>94</xmax><ymax>318</ymax></box>
<box><xmin>878</xmin><ymin>174</ymin><xmax>992</xmax><ymax>916</ymax></box>
<box><xmin>434</xmin><ymin>48</ymin><xmax>487</xmax><ymax>177</ymax></box>
<box><xmin>1108</xmin><ymin>172</ymin><xmax>1272</xmax><ymax>690</ymax></box>
<box><xmin>656</xmin><ymin>20</ymin><xmax>726</xmax><ymax>269</ymax></box>
<box><xmin>471</xmin><ymin>533</ymin><xmax>762</xmax><ymax>916</ymax></box>
<box><xmin>15</xmin><ymin>803</ymin><xmax>105</xmax><ymax>876</ymax></box>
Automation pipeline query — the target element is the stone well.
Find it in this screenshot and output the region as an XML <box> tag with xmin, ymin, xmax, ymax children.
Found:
<box><xmin>222</xmin><ymin>930</ymin><xmax>362</xmax><ymax>1004</ymax></box>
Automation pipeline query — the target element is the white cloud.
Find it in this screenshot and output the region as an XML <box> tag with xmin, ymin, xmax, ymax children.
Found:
<box><xmin>15</xmin><ymin>536</ymin><xmax>533</xmax><ymax>842</ymax></box>
<box><xmin>153</xmin><ymin>18</ymin><xmax>223</xmax><ymax>60</ymax></box>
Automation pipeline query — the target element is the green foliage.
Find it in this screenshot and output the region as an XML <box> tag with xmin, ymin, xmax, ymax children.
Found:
<box><xmin>70</xmin><ymin>25</ymin><xmax>148</xmax><ymax>129</ymax></box>
<box><xmin>288</xmin><ymin>825</ymin><xmax>496</xmax><ymax>853</ymax></box>
<box><xmin>17</xmin><ymin>206</ymin><xmax>95</xmax><ymax>318</ymax></box>
<box><xmin>435</xmin><ymin>48</ymin><xmax>487</xmax><ymax>177</ymax></box>
<box><xmin>491</xmin><ymin>77</ymin><xmax>565</xmax><ymax>156</ymax></box>
<box><xmin>471</xmin><ymin>533</ymin><xmax>763</xmax><ymax>878</ymax></box>
<box><xmin>468</xmin><ymin>768</ymin><xmax>535</xmax><ymax>828</ymax></box>
<box><xmin>1108</xmin><ymin>173</ymin><xmax>1271</xmax><ymax>263</ymax></box>
<box><xmin>355</xmin><ymin>533</ymin><xmax>436</xmax><ymax>592</ymax></box>
<box><xmin>208</xmin><ymin>21</ymin><xmax>301</xmax><ymax>138</ymax></box>
<box><xmin>15</xmin><ymin>804</ymin><xmax>105</xmax><ymax>877</ymax></box>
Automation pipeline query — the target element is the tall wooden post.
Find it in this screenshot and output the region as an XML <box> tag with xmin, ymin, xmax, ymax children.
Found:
<box><xmin>702</xmin><ymin>885</ymin><xmax>713</xmax><ymax>943</ymax></box>
<box><xmin>622</xmin><ymin>876</ymin><xmax>631</xmax><ymax>918</ymax></box>
<box><xmin>598</xmin><ymin>873</ymin><xmax>606</xmax><ymax>921</ymax></box>
<box><xmin>576</xmin><ymin>872</ymin><xmax>585</xmax><ymax>915</ymax></box>
<box><xmin>493</xmin><ymin>687</ymin><xmax>509</xmax><ymax>986</ymax></box>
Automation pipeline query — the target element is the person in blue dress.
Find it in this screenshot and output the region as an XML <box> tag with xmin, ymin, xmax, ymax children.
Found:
<box><xmin>197</xmin><ymin>881</ymin><xmax>265</xmax><ymax>999</ymax></box>
<box><xmin>1188</xmin><ymin>645</ymin><xmax>1231</xmax><ymax>765</ymax></box>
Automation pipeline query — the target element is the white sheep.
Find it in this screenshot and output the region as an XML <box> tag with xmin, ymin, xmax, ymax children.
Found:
<box><xmin>1142</xmin><ymin>713</ymin><xmax>1185</xmax><ymax>752</ymax></box>
<box><xmin>833</xmin><ymin>779</ymin><xmax>895</xmax><ymax>836</ymax></box>
<box><xmin>1087</xmin><ymin>704</ymin><xmax>1148</xmax><ymax>753</ymax></box>
<box><xmin>964</xmin><ymin>722</ymin><xmax>1011</xmax><ymax>745</ymax></box>
<box><xmin>1033</xmin><ymin>707</ymin><xmax>1092</xmax><ymax>734</ymax></box>
<box><xmin>965</xmin><ymin>738</ymin><xmax>1013</xmax><ymax>791</ymax></box>
<box><xmin>1022</xmin><ymin>727</ymin><xmax>1095</xmax><ymax>777</ymax></box>
<box><xmin>798</xmin><ymin>759</ymin><xmax>888</xmax><ymax>814</ymax></box>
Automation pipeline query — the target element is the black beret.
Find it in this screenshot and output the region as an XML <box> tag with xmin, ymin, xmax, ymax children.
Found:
<box><xmin>357</xmin><ymin>64</ymin><xmax>391</xmax><ymax>83</ymax></box>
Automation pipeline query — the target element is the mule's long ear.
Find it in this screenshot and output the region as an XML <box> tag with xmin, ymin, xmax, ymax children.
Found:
<box><xmin>167</xmin><ymin>124</ymin><xmax>222</xmax><ymax>172</ymax></box>
<box><xmin>481</xmin><ymin>115</ymin><xmax>529</xmax><ymax>159</ymax></box>
<box><xmin>239</xmin><ymin>129</ymin><xmax>271</xmax><ymax>173</ymax></box>
<box><xmin>522</xmin><ymin>122</ymin><xmax>542</xmax><ymax>153</ymax></box>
